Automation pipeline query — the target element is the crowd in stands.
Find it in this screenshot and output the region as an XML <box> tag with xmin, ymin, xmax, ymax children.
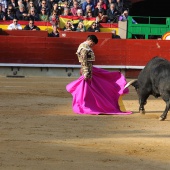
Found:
<box><xmin>0</xmin><ymin>0</ymin><xmax>131</xmax><ymax>37</ymax></box>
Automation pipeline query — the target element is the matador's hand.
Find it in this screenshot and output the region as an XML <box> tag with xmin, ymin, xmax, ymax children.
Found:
<box><xmin>84</xmin><ymin>73</ymin><xmax>88</xmax><ymax>81</ymax></box>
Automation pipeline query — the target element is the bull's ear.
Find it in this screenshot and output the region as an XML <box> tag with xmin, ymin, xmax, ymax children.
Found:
<box><xmin>124</xmin><ymin>79</ymin><xmax>137</xmax><ymax>89</ymax></box>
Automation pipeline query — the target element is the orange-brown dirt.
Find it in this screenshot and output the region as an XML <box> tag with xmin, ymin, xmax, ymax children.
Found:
<box><xmin>0</xmin><ymin>76</ymin><xmax>170</xmax><ymax>170</ymax></box>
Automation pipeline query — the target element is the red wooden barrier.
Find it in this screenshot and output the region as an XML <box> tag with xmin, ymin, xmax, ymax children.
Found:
<box><xmin>59</xmin><ymin>31</ymin><xmax>112</xmax><ymax>39</ymax></box>
<box><xmin>0</xmin><ymin>32</ymin><xmax>170</xmax><ymax>68</ymax></box>
<box><xmin>0</xmin><ymin>30</ymin><xmax>48</xmax><ymax>37</ymax></box>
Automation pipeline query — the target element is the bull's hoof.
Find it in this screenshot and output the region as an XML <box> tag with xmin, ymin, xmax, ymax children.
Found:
<box><xmin>139</xmin><ymin>110</ymin><xmax>145</xmax><ymax>114</ymax></box>
<box><xmin>159</xmin><ymin>117</ymin><xmax>166</xmax><ymax>121</ymax></box>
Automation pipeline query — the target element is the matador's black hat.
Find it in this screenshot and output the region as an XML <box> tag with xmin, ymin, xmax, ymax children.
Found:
<box><xmin>87</xmin><ymin>35</ymin><xmax>98</xmax><ymax>44</ymax></box>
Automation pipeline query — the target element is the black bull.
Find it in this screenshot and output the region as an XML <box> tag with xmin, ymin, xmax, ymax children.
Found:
<box><xmin>125</xmin><ymin>56</ymin><xmax>170</xmax><ymax>121</ymax></box>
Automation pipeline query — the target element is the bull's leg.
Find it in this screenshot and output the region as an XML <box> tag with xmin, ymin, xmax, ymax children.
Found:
<box><xmin>159</xmin><ymin>100</ymin><xmax>170</xmax><ymax>121</ymax></box>
<box><xmin>139</xmin><ymin>98</ymin><xmax>146</xmax><ymax>114</ymax></box>
<box><xmin>139</xmin><ymin>93</ymin><xmax>149</xmax><ymax>114</ymax></box>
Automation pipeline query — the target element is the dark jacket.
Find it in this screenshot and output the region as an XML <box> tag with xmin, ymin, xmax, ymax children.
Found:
<box><xmin>106</xmin><ymin>8</ymin><xmax>119</xmax><ymax>22</ymax></box>
<box><xmin>28</xmin><ymin>13</ymin><xmax>40</xmax><ymax>21</ymax></box>
<box><xmin>87</xmin><ymin>26</ymin><xmax>100</xmax><ymax>32</ymax></box>
<box><xmin>23</xmin><ymin>24</ymin><xmax>40</xmax><ymax>30</ymax></box>
<box><xmin>112</xmin><ymin>34</ymin><xmax>121</xmax><ymax>39</ymax></box>
<box><xmin>16</xmin><ymin>10</ymin><xmax>28</xmax><ymax>20</ymax></box>
<box><xmin>48</xmin><ymin>32</ymin><xmax>59</xmax><ymax>37</ymax></box>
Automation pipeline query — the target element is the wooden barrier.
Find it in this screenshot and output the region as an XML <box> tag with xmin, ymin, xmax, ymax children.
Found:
<box><xmin>0</xmin><ymin>31</ymin><xmax>170</xmax><ymax>78</ymax></box>
<box><xmin>59</xmin><ymin>31</ymin><xmax>112</xmax><ymax>39</ymax></box>
<box><xmin>0</xmin><ymin>29</ymin><xmax>48</xmax><ymax>37</ymax></box>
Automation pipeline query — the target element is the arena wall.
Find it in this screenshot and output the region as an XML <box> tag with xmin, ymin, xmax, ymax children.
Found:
<box><xmin>0</xmin><ymin>30</ymin><xmax>170</xmax><ymax>78</ymax></box>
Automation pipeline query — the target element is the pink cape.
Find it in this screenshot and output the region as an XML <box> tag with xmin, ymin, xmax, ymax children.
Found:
<box><xmin>66</xmin><ymin>67</ymin><xmax>132</xmax><ymax>115</ymax></box>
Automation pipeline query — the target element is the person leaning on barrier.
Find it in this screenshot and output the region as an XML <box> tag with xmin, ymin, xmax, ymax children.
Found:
<box><xmin>48</xmin><ymin>25</ymin><xmax>59</xmax><ymax>37</ymax></box>
<box><xmin>63</xmin><ymin>20</ymin><xmax>75</xmax><ymax>31</ymax></box>
<box><xmin>23</xmin><ymin>19</ymin><xmax>40</xmax><ymax>30</ymax></box>
<box><xmin>87</xmin><ymin>21</ymin><xmax>100</xmax><ymax>32</ymax></box>
<box><xmin>7</xmin><ymin>18</ymin><xmax>22</xmax><ymax>30</ymax></box>
<box><xmin>111</xmin><ymin>29</ymin><xmax>121</xmax><ymax>39</ymax></box>
<box><xmin>76</xmin><ymin>20</ymin><xmax>86</xmax><ymax>32</ymax></box>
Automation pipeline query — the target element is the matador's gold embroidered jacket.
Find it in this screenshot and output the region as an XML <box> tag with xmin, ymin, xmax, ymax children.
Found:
<box><xmin>76</xmin><ymin>41</ymin><xmax>95</xmax><ymax>79</ymax></box>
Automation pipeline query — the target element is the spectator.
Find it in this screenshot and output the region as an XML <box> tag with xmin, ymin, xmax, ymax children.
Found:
<box><xmin>16</xmin><ymin>4</ymin><xmax>29</xmax><ymax>20</ymax></box>
<box><xmin>23</xmin><ymin>0</ymin><xmax>30</xmax><ymax>11</ymax></box>
<box><xmin>49</xmin><ymin>10</ymin><xmax>59</xmax><ymax>27</ymax></box>
<box><xmin>62</xmin><ymin>7</ymin><xmax>72</xmax><ymax>16</ymax></box>
<box><xmin>59</xmin><ymin>0</ymin><xmax>69</xmax><ymax>15</ymax></box>
<box><xmin>106</xmin><ymin>0</ymin><xmax>115</xmax><ymax>9</ymax></box>
<box><xmin>28</xmin><ymin>7</ymin><xmax>40</xmax><ymax>21</ymax></box>
<box><xmin>115</xmin><ymin>0</ymin><xmax>124</xmax><ymax>15</ymax></box>
<box><xmin>0</xmin><ymin>3</ymin><xmax>5</xmax><ymax>20</ymax></box>
<box><xmin>48</xmin><ymin>25</ymin><xmax>59</xmax><ymax>37</ymax></box>
<box><xmin>50</xmin><ymin>2</ymin><xmax>60</xmax><ymax>15</ymax></box>
<box><xmin>7</xmin><ymin>4</ymin><xmax>16</xmax><ymax>14</ymax></box>
<box><xmin>62</xmin><ymin>0</ymin><xmax>69</xmax><ymax>9</ymax></box>
<box><xmin>37</xmin><ymin>0</ymin><xmax>50</xmax><ymax>16</ymax></box>
<box><xmin>87</xmin><ymin>21</ymin><xmax>100</xmax><ymax>32</ymax></box>
<box><xmin>94</xmin><ymin>2</ymin><xmax>105</xmax><ymax>17</ymax></box>
<box><xmin>76</xmin><ymin>20</ymin><xmax>86</xmax><ymax>32</ymax></box>
<box><xmin>111</xmin><ymin>29</ymin><xmax>121</xmax><ymax>39</ymax></box>
<box><xmin>98</xmin><ymin>0</ymin><xmax>107</xmax><ymax>11</ymax></box>
<box><xmin>23</xmin><ymin>19</ymin><xmax>40</xmax><ymax>30</ymax></box>
<box><xmin>7</xmin><ymin>18</ymin><xmax>22</xmax><ymax>30</ymax></box>
<box><xmin>39</xmin><ymin>7</ymin><xmax>49</xmax><ymax>21</ymax></box>
<box><xmin>119</xmin><ymin>9</ymin><xmax>137</xmax><ymax>24</ymax></box>
<box><xmin>85</xmin><ymin>10</ymin><xmax>93</xmax><ymax>18</ymax></box>
<box><xmin>70</xmin><ymin>1</ymin><xmax>82</xmax><ymax>16</ymax></box>
<box><xmin>68</xmin><ymin>0</ymin><xmax>81</xmax><ymax>8</ymax></box>
<box><xmin>34</xmin><ymin>0</ymin><xmax>41</xmax><ymax>9</ymax></box>
<box><xmin>63</xmin><ymin>20</ymin><xmax>75</xmax><ymax>31</ymax></box>
<box><xmin>27</xmin><ymin>0</ymin><xmax>37</xmax><ymax>13</ymax></box>
<box><xmin>106</xmin><ymin>3</ymin><xmax>119</xmax><ymax>23</ymax></box>
<box><xmin>95</xmin><ymin>10</ymin><xmax>107</xmax><ymax>23</ymax></box>
<box><xmin>7</xmin><ymin>0</ymin><xmax>18</xmax><ymax>12</ymax></box>
<box><xmin>47</xmin><ymin>0</ymin><xmax>55</xmax><ymax>14</ymax></box>
<box><xmin>82</xmin><ymin>0</ymin><xmax>94</xmax><ymax>15</ymax></box>
<box><xmin>5</xmin><ymin>7</ymin><xmax>15</xmax><ymax>20</ymax></box>
<box><xmin>76</xmin><ymin>8</ymin><xmax>84</xmax><ymax>19</ymax></box>
<box><xmin>84</xmin><ymin>4</ymin><xmax>93</xmax><ymax>16</ymax></box>
<box><xmin>17</xmin><ymin>0</ymin><xmax>24</xmax><ymax>10</ymax></box>
<box><xmin>0</xmin><ymin>0</ymin><xmax>7</xmax><ymax>12</ymax></box>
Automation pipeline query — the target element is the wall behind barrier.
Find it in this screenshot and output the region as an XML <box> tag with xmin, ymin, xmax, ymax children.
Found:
<box><xmin>0</xmin><ymin>31</ymin><xmax>170</xmax><ymax>67</ymax></box>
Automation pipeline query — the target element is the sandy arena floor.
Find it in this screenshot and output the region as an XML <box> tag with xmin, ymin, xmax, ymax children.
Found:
<box><xmin>0</xmin><ymin>76</ymin><xmax>170</xmax><ymax>170</ymax></box>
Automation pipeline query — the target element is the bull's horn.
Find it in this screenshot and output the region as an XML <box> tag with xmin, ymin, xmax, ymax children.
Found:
<box><xmin>124</xmin><ymin>79</ymin><xmax>137</xmax><ymax>89</ymax></box>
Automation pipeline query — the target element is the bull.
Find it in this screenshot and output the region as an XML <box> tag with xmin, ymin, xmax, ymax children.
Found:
<box><xmin>125</xmin><ymin>56</ymin><xmax>170</xmax><ymax>121</ymax></box>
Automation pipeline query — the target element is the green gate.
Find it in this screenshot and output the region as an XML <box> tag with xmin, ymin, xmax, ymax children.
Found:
<box><xmin>127</xmin><ymin>16</ymin><xmax>170</xmax><ymax>39</ymax></box>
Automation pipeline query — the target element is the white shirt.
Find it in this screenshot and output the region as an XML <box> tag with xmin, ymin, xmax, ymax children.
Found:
<box><xmin>7</xmin><ymin>23</ymin><xmax>22</xmax><ymax>30</ymax></box>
